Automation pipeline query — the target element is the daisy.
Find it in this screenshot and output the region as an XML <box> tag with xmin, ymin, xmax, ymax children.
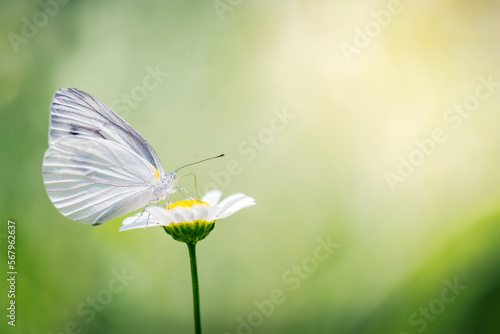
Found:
<box><xmin>120</xmin><ymin>190</ymin><xmax>255</xmax><ymax>333</ymax></box>
<box><xmin>120</xmin><ymin>190</ymin><xmax>255</xmax><ymax>242</ymax></box>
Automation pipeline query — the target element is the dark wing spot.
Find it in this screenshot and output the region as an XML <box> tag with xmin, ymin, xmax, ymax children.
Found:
<box><xmin>69</xmin><ymin>127</ymin><xmax>79</xmax><ymax>135</ymax></box>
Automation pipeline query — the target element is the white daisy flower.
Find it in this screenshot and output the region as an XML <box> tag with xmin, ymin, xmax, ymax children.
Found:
<box><xmin>120</xmin><ymin>190</ymin><xmax>255</xmax><ymax>243</ymax></box>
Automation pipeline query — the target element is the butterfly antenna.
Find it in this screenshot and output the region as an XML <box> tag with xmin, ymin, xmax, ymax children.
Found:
<box><xmin>177</xmin><ymin>154</ymin><xmax>199</xmax><ymax>169</ymax></box>
<box><xmin>175</xmin><ymin>154</ymin><xmax>225</xmax><ymax>173</ymax></box>
<box><xmin>142</xmin><ymin>213</ymin><xmax>151</xmax><ymax>233</ymax></box>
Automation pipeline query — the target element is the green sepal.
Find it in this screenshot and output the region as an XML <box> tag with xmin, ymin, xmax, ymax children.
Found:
<box><xmin>163</xmin><ymin>221</ymin><xmax>216</xmax><ymax>244</ymax></box>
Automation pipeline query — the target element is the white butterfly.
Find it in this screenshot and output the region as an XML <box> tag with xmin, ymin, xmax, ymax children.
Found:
<box><xmin>42</xmin><ymin>88</ymin><xmax>179</xmax><ymax>226</ymax></box>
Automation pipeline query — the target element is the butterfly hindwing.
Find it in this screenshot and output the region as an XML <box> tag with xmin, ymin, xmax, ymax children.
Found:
<box><xmin>42</xmin><ymin>136</ymin><xmax>160</xmax><ymax>225</ymax></box>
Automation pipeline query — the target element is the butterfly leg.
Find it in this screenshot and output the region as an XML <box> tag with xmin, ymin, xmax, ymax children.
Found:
<box><xmin>133</xmin><ymin>202</ymin><xmax>151</xmax><ymax>224</ymax></box>
<box><xmin>142</xmin><ymin>213</ymin><xmax>151</xmax><ymax>232</ymax></box>
<box><xmin>176</xmin><ymin>186</ymin><xmax>197</xmax><ymax>200</ymax></box>
<box><xmin>179</xmin><ymin>172</ymin><xmax>199</xmax><ymax>198</ymax></box>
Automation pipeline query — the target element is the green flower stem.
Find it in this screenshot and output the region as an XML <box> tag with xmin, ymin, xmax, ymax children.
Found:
<box><xmin>187</xmin><ymin>242</ymin><xmax>201</xmax><ymax>334</ymax></box>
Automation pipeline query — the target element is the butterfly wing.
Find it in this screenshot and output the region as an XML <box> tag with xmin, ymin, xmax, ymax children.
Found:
<box><xmin>49</xmin><ymin>87</ymin><xmax>165</xmax><ymax>175</ymax></box>
<box><xmin>43</xmin><ymin>136</ymin><xmax>164</xmax><ymax>225</ymax></box>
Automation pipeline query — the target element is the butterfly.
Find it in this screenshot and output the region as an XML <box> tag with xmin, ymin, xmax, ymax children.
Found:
<box><xmin>42</xmin><ymin>88</ymin><xmax>179</xmax><ymax>226</ymax></box>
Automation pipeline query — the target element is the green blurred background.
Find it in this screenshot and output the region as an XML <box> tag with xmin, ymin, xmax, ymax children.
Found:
<box><xmin>2</xmin><ymin>0</ymin><xmax>500</xmax><ymax>333</ymax></box>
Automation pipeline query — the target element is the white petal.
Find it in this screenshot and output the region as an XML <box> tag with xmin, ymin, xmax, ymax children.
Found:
<box><xmin>214</xmin><ymin>194</ymin><xmax>255</xmax><ymax>219</ymax></box>
<box><xmin>201</xmin><ymin>190</ymin><xmax>223</xmax><ymax>206</ymax></box>
<box><xmin>217</xmin><ymin>194</ymin><xmax>252</xmax><ymax>213</ymax></box>
<box><xmin>119</xmin><ymin>220</ymin><xmax>163</xmax><ymax>231</ymax></box>
<box><xmin>218</xmin><ymin>198</ymin><xmax>256</xmax><ymax>219</ymax></box>
<box><xmin>195</xmin><ymin>206</ymin><xmax>210</xmax><ymax>221</ymax></box>
<box><xmin>122</xmin><ymin>210</ymin><xmax>160</xmax><ymax>225</ymax></box>
<box><xmin>146</xmin><ymin>206</ymin><xmax>170</xmax><ymax>221</ymax></box>
<box><xmin>122</xmin><ymin>213</ymin><xmax>142</xmax><ymax>225</ymax></box>
<box><xmin>205</xmin><ymin>207</ymin><xmax>220</xmax><ymax>221</ymax></box>
<box><xmin>217</xmin><ymin>193</ymin><xmax>247</xmax><ymax>207</ymax></box>
<box><xmin>226</xmin><ymin>197</ymin><xmax>256</xmax><ymax>212</ymax></box>
<box><xmin>119</xmin><ymin>212</ymin><xmax>163</xmax><ymax>231</ymax></box>
<box><xmin>173</xmin><ymin>211</ymin><xmax>185</xmax><ymax>223</ymax></box>
<box><xmin>186</xmin><ymin>210</ymin><xmax>195</xmax><ymax>222</ymax></box>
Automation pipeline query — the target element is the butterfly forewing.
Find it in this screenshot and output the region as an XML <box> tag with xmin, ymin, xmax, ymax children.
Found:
<box><xmin>49</xmin><ymin>88</ymin><xmax>164</xmax><ymax>175</ymax></box>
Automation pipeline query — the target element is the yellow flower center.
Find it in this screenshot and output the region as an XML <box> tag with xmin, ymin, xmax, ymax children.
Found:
<box><xmin>163</xmin><ymin>199</ymin><xmax>215</xmax><ymax>244</ymax></box>
<box><xmin>168</xmin><ymin>199</ymin><xmax>209</xmax><ymax>210</ymax></box>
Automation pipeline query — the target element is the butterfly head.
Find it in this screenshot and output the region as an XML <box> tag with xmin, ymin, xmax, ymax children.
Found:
<box><xmin>151</xmin><ymin>171</ymin><xmax>178</xmax><ymax>202</ymax></box>
<box><xmin>165</xmin><ymin>172</ymin><xmax>179</xmax><ymax>189</ymax></box>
